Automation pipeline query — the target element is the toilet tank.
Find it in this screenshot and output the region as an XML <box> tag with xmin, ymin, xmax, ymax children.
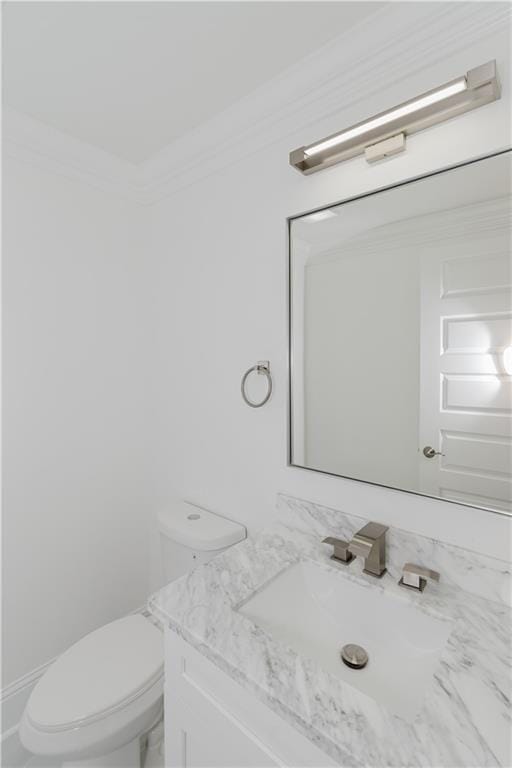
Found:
<box><xmin>158</xmin><ymin>501</ymin><xmax>246</xmax><ymax>584</ymax></box>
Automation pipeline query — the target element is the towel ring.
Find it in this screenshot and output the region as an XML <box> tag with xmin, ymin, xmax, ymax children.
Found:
<box><xmin>241</xmin><ymin>361</ymin><xmax>272</xmax><ymax>408</ymax></box>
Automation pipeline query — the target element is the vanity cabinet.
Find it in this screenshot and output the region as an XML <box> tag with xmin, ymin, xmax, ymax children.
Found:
<box><xmin>164</xmin><ymin>629</ymin><xmax>339</xmax><ymax>768</ymax></box>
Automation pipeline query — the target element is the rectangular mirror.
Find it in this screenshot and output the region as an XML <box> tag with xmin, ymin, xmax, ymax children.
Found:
<box><xmin>289</xmin><ymin>151</ymin><xmax>512</xmax><ymax>515</ymax></box>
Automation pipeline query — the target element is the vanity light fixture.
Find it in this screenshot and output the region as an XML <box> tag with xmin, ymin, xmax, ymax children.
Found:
<box><xmin>290</xmin><ymin>61</ymin><xmax>500</xmax><ymax>174</ymax></box>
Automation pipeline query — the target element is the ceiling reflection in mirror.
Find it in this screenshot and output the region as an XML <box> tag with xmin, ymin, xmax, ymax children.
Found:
<box><xmin>288</xmin><ymin>151</ymin><xmax>512</xmax><ymax>515</ymax></box>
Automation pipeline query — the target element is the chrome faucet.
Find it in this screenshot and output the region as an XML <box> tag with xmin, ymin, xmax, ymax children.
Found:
<box><xmin>322</xmin><ymin>521</ymin><xmax>388</xmax><ymax>578</ymax></box>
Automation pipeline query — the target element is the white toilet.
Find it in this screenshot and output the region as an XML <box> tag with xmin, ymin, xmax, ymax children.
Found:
<box><xmin>20</xmin><ymin>502</ymin><xmax>246</xmax><ymax>768</ymax></box>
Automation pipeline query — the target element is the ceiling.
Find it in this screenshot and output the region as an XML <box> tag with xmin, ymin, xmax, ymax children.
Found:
<box><xmin>2</xmin><ymin>1</ymin><xmax>384</xmax><ymax>164</ymax></box>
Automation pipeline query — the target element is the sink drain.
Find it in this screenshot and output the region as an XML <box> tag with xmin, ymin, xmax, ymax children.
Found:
<box><xmin>340</xmin><ymin>643</ymin><xmax>368</xmax><ymax>669</ymax></box>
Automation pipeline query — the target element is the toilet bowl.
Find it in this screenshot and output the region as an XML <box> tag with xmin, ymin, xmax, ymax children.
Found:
<box><xmin>20</xmin><ymin>502</ymin><xmax>246</xmax><ymax>767</ymax></box>
<box><xmin>20</xmin><ymin>614</ymin><xmax>163</xmax><ymax>767</ymax></box>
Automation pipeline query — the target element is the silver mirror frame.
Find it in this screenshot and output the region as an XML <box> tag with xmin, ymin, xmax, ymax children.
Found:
<box><xmin>287</xmin><ymin>148</ymin><xmax>512</xmax><ymax>518</ymax></box>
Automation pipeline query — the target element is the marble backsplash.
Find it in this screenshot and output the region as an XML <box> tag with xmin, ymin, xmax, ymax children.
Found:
<box><xmin>277</xmin><ymin>494</ymin><xmax>511</xmax><ymax>606</ymax></box>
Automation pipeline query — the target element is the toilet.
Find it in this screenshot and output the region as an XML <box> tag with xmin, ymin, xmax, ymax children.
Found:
<box><xmin>20</xmin><ymin>502</ymin><xmax>246</xmax><ymax>767</ymax></box>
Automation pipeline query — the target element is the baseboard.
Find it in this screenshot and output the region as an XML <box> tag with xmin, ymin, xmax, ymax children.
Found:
<box><xmin>0</xmin><ymin>657</ymin><xmax>55</xmax><ymax>768</ymax></box>
<box><xmin>1</xmin><ymin>657</ymin><xmax>57</xmax><ymax>731</ymax></box>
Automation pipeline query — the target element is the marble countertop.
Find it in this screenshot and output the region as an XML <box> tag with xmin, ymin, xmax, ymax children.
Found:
<box><xmin>148</xmin><ymin>504</ymin><xmax>511</xmax><ymax>767</ymax></box>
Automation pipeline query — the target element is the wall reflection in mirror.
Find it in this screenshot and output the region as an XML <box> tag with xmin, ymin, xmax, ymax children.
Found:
<box><xmin>289</xmin><ymin>152</ymin><xmax>512</xmax><ymax>515</ymax></box>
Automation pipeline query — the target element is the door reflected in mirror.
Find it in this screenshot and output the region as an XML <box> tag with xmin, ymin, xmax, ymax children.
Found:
<box><xmin>288</xmin><ymin>151</ymin><xmax>512</xmax><ymax>515</ymax></box>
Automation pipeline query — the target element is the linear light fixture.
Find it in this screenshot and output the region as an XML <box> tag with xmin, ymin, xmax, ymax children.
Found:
<box><xmin>290</xmin><ymin>61</ymin><xmax>500</xmax><ymax>174</ymax></box>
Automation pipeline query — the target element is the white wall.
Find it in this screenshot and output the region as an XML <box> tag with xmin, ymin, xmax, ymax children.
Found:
<box><xmin>145</xmin><ymin>3</ymin><xmax>512</xmax><ymax>564</ymax></box>
<box><xmin>2</xmin><ymin>134</ymin><xmax>155</xmax><ymax>689</ymax></box>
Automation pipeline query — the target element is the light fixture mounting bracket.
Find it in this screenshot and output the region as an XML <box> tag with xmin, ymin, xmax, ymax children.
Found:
<box><xmin>364</xmin><ymin>133</ymin><xmax>406</xmax><ymax>163</ymax></box>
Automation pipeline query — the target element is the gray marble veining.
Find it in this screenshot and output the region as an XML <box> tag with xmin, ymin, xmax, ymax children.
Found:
<box><xmin>149</xmin><ymin>497</ymin><xmax>512</xmax><ymax>767</ymax></box>
<box><xmin>277</xmin><ymin>494</ymin><xmax>512</xmax><ymax>606</ymax></box>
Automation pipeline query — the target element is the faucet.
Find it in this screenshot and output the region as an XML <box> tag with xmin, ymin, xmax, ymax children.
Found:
<box><xmin>322</xmin><ymin>522</ymin><xmax>388</xmax><ymax>578</ymax></box>
<box><xmin>348</xmin><ymin>522</ymin><xmax>388</xmax><ymax>578</ymax></box>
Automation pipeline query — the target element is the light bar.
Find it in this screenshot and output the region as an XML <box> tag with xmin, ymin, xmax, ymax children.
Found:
<box><xmin>304</xmin><ymin>79</ymin><xmax>467</xmax><ymax>158</ymax></box>
<box><xmin>290</xmin><ymin>61</ymin><xmax>500</xmax><ymax>174</ymax></box>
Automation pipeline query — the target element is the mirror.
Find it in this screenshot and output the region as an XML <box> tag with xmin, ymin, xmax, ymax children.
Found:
<box><xmin>289</xmin><ymin>151</ymin><xmax>512</xmax><ymax>515</ymax></box>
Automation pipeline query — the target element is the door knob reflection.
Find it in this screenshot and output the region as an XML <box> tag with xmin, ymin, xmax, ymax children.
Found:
<box><xmin>423</xmin><ymin>446</ymin><xmax>443</xmax><ymax>459</ymax></box>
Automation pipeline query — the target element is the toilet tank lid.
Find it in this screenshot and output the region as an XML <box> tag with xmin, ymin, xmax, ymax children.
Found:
<box><xmin>158</xmin><ymin>502</ymin><xmax>246</xmax><ymax>551</ymax></box>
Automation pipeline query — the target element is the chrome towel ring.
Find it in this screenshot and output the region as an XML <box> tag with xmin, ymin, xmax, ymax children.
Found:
<box><xmin>241</xmin><ymin>361</ymin><xmax>272</xmax><ymax>408</ymax></box>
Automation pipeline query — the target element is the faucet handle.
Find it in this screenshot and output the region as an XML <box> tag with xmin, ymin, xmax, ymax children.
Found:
<box><xmin>399</xmin><ymin>563</ymin><xmax>440</xmax><ymax>592</ymax></box>
<box><xmin>322</xmin><ymin>536</ymin><xmax>355</xmax><ymax>565</ymax></box>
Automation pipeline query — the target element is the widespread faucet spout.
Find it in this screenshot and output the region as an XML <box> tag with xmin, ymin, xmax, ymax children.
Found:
<box><xmin>348</xmin><ymin>537</ymin><xmax>373</xmax><ymax>560</ymax></box>
<box><xmin>348</xmin><ymin>522</ymin><xmax>388</xmax><ymax>578</ymax></box>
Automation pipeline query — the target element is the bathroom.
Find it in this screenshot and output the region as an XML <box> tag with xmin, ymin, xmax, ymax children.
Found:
<box><xmin>1</xmin><ymin>1</ymin><xmax>511</xmax><ymax>767</ymax></box>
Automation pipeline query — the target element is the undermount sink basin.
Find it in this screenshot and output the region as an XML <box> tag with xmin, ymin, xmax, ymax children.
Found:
<box><xmin>238</xmin><ymin>559</ymin><xmax>453</xmax><ymax>721</ymax></box>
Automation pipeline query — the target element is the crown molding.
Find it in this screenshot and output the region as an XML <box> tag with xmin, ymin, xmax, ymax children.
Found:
<box><xmin>138</xmin><ymin>1</ymin><xmax>511</xmax><ymax>205</ymax></box>
<box><xmin>310</xmin><ymin>196</ymin><xmax>511</xmax><ymax>265</ymax></box>
<box><xmin>3</xmin><ymin>107</ymin><xmax>142</xmax><ymax>204</ymax></box>
<box><xmin>3</xmin><ymin>3</ymin><xmax>510</xmax><ymax>207</ymax></box>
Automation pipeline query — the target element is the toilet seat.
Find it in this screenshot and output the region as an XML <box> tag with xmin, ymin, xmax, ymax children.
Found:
<box><xmin>20</xmin><ymin>615</ymin><xmax>164</xmax><ymax>760</ymax></box>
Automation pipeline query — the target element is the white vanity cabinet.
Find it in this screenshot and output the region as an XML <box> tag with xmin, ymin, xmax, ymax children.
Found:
<box><xmin>164</xmin><ymin>629</ymin><xmax>339</xmax><ymax>768</ymax></box>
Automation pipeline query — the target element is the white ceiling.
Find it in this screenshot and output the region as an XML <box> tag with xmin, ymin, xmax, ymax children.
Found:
<box><xmin>2</xmin><ymin>1</ymin><xmax>384</xmax><ymax>164</ymax></box>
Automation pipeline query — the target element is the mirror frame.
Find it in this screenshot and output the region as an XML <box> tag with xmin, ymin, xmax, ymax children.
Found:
<box><xmin>287</xmin><ymin>148</ymin><xmax>512</xmax><ymax>517</ymax></box>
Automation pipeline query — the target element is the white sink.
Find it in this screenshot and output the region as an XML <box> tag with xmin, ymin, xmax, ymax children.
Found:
<box><xmin>238</xmin><ymin>560</ymin><xmax>453</xmax><ymax>721</ymax></box>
